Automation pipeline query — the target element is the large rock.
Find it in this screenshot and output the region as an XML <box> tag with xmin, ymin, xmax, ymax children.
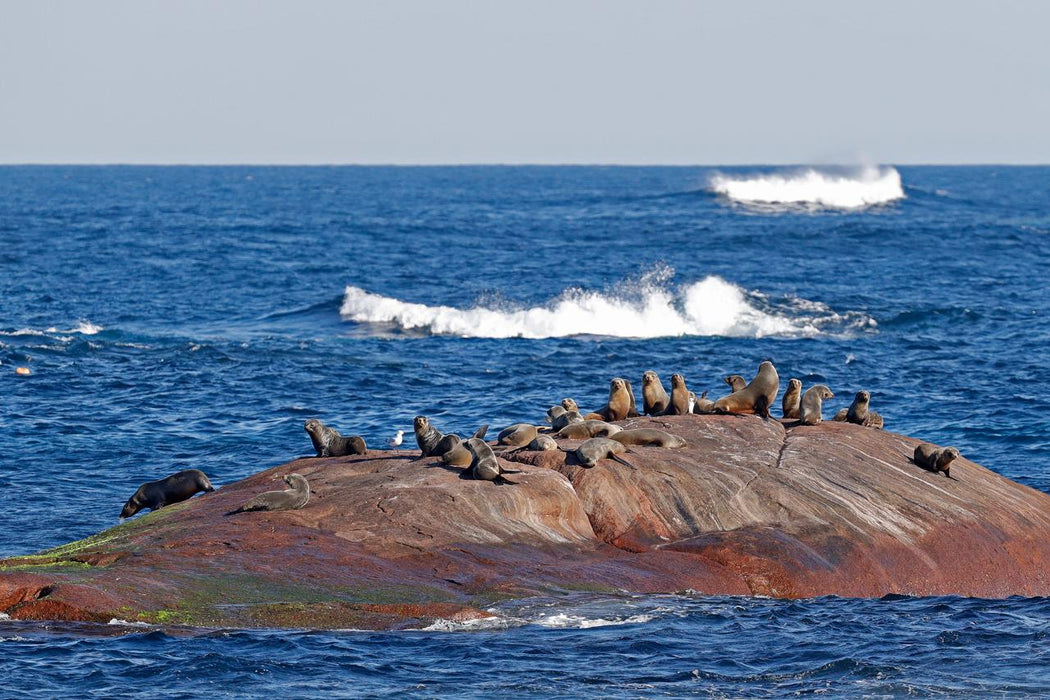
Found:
<box><xmin>2</xmin><ymin>415</ymin><xmax>1049</xmax><ymax>629</ymax></box>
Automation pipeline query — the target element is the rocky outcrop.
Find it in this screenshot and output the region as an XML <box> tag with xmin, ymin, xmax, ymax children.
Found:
<box><xmin>2</xmin><ymin>415</ymin><xmax>1049</xmax><ymax>629</ymax></box>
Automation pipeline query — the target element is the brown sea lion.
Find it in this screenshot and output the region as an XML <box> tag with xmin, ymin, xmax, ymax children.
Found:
<box><xmin>610</xmin><ymin>429</ymin><xmax>686</xmax><ymax>448</ymax></box>
<box><xmin>554</xmin><ymin>420</ymin><xmax>623</xmax><ymax>439</ymax></box>
<box><xmin>414</xmin><ymin>416</ymin><xmax>462</xmax><ymax>457</ymax></box>
<box><xmin>546</xmin><ymin>405</ymin><xmax>566</xmax><ymax>423</ymax></box>
<box><xmin>502</xmin><ymin>434</ymin><xmax>561</xmax><ymax>455</ymax></box>
<box><xmin>913</xmin><ymin>444</ymin><xmax>960</xmax><ymax>478</ymax></box>
<box><xmin>571</xmin><ymin>437</ymin><xmax>636</xmax><ymax>469</ymax></box>
<box><xmin>693</xmin><ymin>391</ymin><xmax>716</xmax><ymax>414</ymax></box>
<box><xmin>497</xmin><ymin>423</ymin><xmax>540</xmax><ymax>447</ymax></box>
<box><xmin>441</xmin><ymin>441</ymin><xmax>474</xmax><ymax>467</ymax></box>
<box><xmin>227</xmin><ymin>474</ymin><xmax>310</xmax><ymax>515</ymax></box>
<box><xmin>550</xmin><ymin>409</ymin><xmax>583</xmax><ymax>432</ymax></box>
<box><xmin>713</xmin><ymin>361</ymin><xmax>780</xmax><ymax>417</ymax></box>
<box><xmin>781</xmin><ymin>379</ymin><xmax>802</xmax><ymax>420</ymax></box>
<box><xmin>724</xmin><ymin>374</ymin><xmax>747</xmax><ymax>393</ymax></box>
<box><xmin>667</xmin><ymin>373</ymin><xmax>692</xmax><ymax>415</ymax></box>
<box><xmin>464</xmin><ymin>437</ymin><xmax>521</xmax><ymax>484</ymax></box>
<box><xmin>304</xmin><ymin>419</ymin><xmax>367</xmax><ymax>457</ymax></box>
<box><xmin>799</xmin><ymin>384</ymin><xmax>834</xmax><ymax>425</ymax></box>
<box><xmin>587</xmin><ymin>378</ymin><xmax>634</xmax><ymax>422</ymax></box>
<box><xmin>561</xmin><ymin>398</ymin><xmax>580</xmax><ymax>413</ymax></box>
<box><xmin>120</xmin><ymin>469</ymin><xmax>214</xmax><ymax>519</ymax></box>
<box><xmin>622</xmin><ymin>378</ymin><xmax>641</xmax><ymax>418</ymax></box>
<box><xmin>641</xmin><ymin>370</ymin><xmax>671</xmax><ymax>416</ymax></box>
<box><xmin>832</xmin><ymin>391</ymin><xmax>884</xmax><ymax>429</ymax></box>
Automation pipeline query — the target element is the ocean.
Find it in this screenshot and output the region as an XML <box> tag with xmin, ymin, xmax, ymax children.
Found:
<box><xmin>1</xmin><ymin>165</ymin><xmax>1048</xmax><ymax>695</ymax></box>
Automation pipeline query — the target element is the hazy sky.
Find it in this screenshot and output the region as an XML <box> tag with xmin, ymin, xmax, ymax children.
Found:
<box><xmin>2</xmin><ymin>1</ymin><xmax>1048</xmax><ymax>164</ymax></box>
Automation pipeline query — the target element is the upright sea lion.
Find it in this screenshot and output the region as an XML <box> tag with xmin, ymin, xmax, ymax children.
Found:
<box><xmin>120</xmin><ymin>469</ymin><xmax>214</xmax><ymax>519</ymax></box>
<box><xmin>713</xmin><ymin>361</ymin><xmax>780</xmax><ymax>418</ymax></box>
<box><xmin>550</xmin><ymin>409</ymin><xmax>583</xmax><ymax>432</ymax></box>
<box><xmin>610</xmin><ymin>429</ymin><xmax>687</xmax><ymax>448</ymax></box>
<box><xmin>497</xmin><ymin>423</ymin><xmax>540</xmax><ymax>447</ymax></box>
<box><xmin>667</xmin><ymin>373</ymin><xmax>692</xmax><ymax>415</ymax></box>
<box><xmin>464</xmin><ymin>438</ymin><xmax>521</xmax><ymax>484</ymax></box>
<box><xmin>414</xmin><ymin>416</ymin><xmax>462</xmax><ymax>457</ymax></box>
<box><xmin>781</xmin><ymin>379</ymin><xmax>802</xmax><ymax>420</ymax></box>
<box><xmin>799</xmin><ymin>385</ymin><xmax>834</xmax><ymax>425</ymax></box>
<box><xmin>724</xmin><ymin>374</ymin><xmax>747</xmax><ymax>393</ymax></box>
<box><xmin>304</xmin><ymin>419</ymin><xmax>367</xmax><ymax>457</ymax></box>
<box><xmin>832</xmin><ymin>391</ymin><xmax>884</xmax><ymax>429</ymax></box>
<box><xmin>572</xmin><ymin>437</ymin><xmax>636</xmax><ymax>469</ymax></box>
<box><xmin>641</xmin><ymin>370</ymin><xmax>671</xmax><ymax>416</ymax></box>
<box><xmin>227</xmin><ymin>474</ymin><xmax>310</xmax><ymax>515</ymax></box>
<box><xmin>622</xmin><ymin>378</ymin><xmax>641</xmax><ymax>418</ymax></box>
<box><xmin>555</xmin><ymin>420</ymin><xmax>623</xmax><ymax>439</ymax></box>
<box><xmin>913</xmin><ymin>444</ymin><xmax>960</xmax><ymax>478</ymax></box>
<box><xmin>586</xmin><ymin>378</ymin><xmax>634</xmax><ymax>422</ymax></box>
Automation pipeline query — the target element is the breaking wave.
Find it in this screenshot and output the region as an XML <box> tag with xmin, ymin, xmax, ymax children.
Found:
<box><xmin>710</xmin><ymin>167</ymin><xmax>904</xmax><ymax>209</ymax></box>
<box><xmin>340</xmin><ymin>271</ymin><xmax>874</xmax><ymax>339</ymax></box>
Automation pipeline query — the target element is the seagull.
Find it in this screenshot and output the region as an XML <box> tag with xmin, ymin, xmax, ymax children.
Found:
<box><xmin>387</xmin><ymin>430</ymin><xmax>404</xmax><ymax>451</ymax></box>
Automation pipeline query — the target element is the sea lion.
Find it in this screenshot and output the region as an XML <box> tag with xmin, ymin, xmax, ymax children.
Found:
<box><xmin>693</xmin><ymin>391</ymin><xmax>716</xmax><ymax>414</ymax></box>
<box><xmin>622</xmin><ymin>378</ymin><xmax>641</xmax><ymax>418</ymax></box>
<box><xmin>502</xmin><ymin>434</ymin><xmax>560</xmax><ymax>455</ymax></box>
<box><xmin>781</xmin><ymin>379</ymin><xmax>802</xmax><ymax>420</ymax></box>
<box><xmin>304</xmin><ymin>419</ymin><xmax>367</xmax><ymax>457</ymax></box>
<box><xmin>586</xmin><ymin>378</ymin><xmax>634</xmax><ymax>422</ymax></box>
<box><xmin>546</xmin><ymin>405</ymin><xmax>566</xmax><ymax>423</ymax></box>
<box><xmin>550</xmin><ymin>409</ymin><xmax>583</xmax><ymax>432</ymax></box>
<box><xmin>227</xmin><ymin>474</ymin><xmax>310</xmax><ymax>515</ymax></box>
<box><xmin>667</xmin><ymin>373</ymin><xmax>692</xmax><ymax>415</ymax></box>
<box><xmin>554</xmin><ymin>420</ymin><xmax>623</xmax><ymax>439</ymax></box>
<box><xmin>913</xmin><ymin>443</ymin><xmax>960</xmax><ymax>478</ymax></box>
<box><xmin>414</xmin><ymin>416</ymin><xmax>462</xmax><ymax>457</ymax></box>
<box><xmin>573</xmin><ymin>437</ymin><xmax>636</xmax><ymax>469</ymax></box>
<box><xmin>497</xmin><ymin>423</ymin><xmax>540</xmax><ymax>447</ymax></box>
<box><xmin>441</xmin><ymin>442</ymin><xmax>474</xmax><ymax>467</ymax></box>
<box><xmin>120</xmin><ymin>469</ymin><xmax>214</xmax><ymax>519</ymax></box>
<box><xmin>561</xmin><ymin>398</ymin><xmax>580</xmax><ymax>413</ymax></box>
<box><xmin>641</xmin><ymin>370</ymin><xmax>671</xmax><ymax>416</ymax></box>
<box><xmin>724</xmin><ymin>374</ymin><xmax>747</xmax><ymax>393</ymax></box>
<box><xmin>799</xmin><ymin>385</ymin><xmax>834</xmax><ymax>425</ymax></box>
<box><xmin>610</xmin><ymin>429</ymin><xmax>687</xmax><ymax>448</ymax></box>
<box><xmin>464</xmin><ymin>437</ymin><xmax>521</xmax><ymax>484</ymax></box>
<box><xmin>713</xmin><ymin>361</ymin><xmax>780</xmax><ymax>418</ymax></box>
<box><xmin>832</xmin><ymin>391</ymin><xmax>884</xmax><ymax>429</ymax></box>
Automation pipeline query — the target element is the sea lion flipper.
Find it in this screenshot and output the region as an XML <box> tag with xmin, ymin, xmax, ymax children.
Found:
<box><xmin>610</xmin><ymin>454</ymin><xmax>636</xmax><ymax>469</ymax></box>
<box><xmin>472</xmin><ymin>424</ymin><xmax>489</xmax><ymax>440</ymax></box>
<box><xmin>494</xmin><ymin>475</ymin><xmax>518</xmax><ymax>486</ymax></box>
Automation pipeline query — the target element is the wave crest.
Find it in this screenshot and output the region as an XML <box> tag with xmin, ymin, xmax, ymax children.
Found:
<box><xmin>339</xmin><ymin>274</ymin><xmax>874</xmax><ymax>340</ymax></box>
<box><xmin>710</xmin><ymin>167</ymin><xmax>904</xmax><ymax>209</ymax></box>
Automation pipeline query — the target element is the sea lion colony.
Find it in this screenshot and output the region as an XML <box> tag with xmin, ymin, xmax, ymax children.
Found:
<box><xmin>117</xmin><ymin>360</ymin><xmax>963</xmax><ymax>517</ymax></box>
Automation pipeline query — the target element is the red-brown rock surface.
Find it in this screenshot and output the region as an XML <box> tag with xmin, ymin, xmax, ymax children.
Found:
<box><xmin>2</xmin><ymin>414</ymin><xmax>1049</xmax><ymax>629</ymax></box>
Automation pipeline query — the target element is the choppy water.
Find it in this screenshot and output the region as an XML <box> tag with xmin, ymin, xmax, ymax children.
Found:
<box><xmin>2</xmin><ymin>165</ymin><xmax>1049</xmax><ymax>695</ymax></box>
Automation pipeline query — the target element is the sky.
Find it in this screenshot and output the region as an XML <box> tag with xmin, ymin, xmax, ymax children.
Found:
<box><xmin>1</xmin><ymin>0</ymin><xmax>1048</xmax><ymax>164</ymax></box>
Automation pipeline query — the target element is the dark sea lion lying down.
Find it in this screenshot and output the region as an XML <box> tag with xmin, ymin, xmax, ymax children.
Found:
<box><xmin>227</xmin><ymin>473</ymin><xmax>311</xmax><ymax>515</ymax></box>
<box><xmin>120</xmin><ymin>469</ymin><xmax>214</xmax><ymax>519</ymax></box>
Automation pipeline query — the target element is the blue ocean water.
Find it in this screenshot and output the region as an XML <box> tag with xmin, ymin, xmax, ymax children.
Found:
<box><xmin>1</xmin><ymin>165</ymin><xmax>1048</xmax><ymax>695</ymax></box>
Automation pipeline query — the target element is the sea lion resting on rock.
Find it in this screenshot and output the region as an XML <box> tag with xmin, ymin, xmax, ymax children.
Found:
<box><xmin>610</xmin><ymin>429</ymin><xmax>686</xmax><ymax>448</ymax></box>
<box><xmin>555</xmin><ymin>420</ymin><xmax>623</xmax><ymax>439</ymax></box>
<box><xmin>914</xmin><ymin>444</ymin><xmax>960</xmax><ymax>478</ymax></box>
<box><xmin>227</xmin><ymin>474</ymin><xmax>310</xmax><ymax>515</ymax></box>
<box><xmin>724</xmin><ymin>374</ymin><xmax>747</xmax><ymax>393</ymax></box>
<box><xmin>497</xmin><ymin>423</ymin><xmax>539</xmax><ymax>447</ymax></box>
<box><xmin>713</xmin><ymin>361</ymin><xmax>780</xmax><ymax>418</ymax></box>
<box><xmin>584</xmin><ymin>378</ymin><xmax>635</xmax><ymax>422</ymax></box>
<box><xmin>572</xmin><ymin>437</ymin><xmax>636</xmax><ymax>469</ymax></box>
<box><xmin>414</xmin><ymin>416</ymin><xmax>488</xmax><ymax>457</ymax></box>
<box><xmin>120</xmin><ymin>469</ymin><xmax>214</xmax><ymax>519</ymax></box>
<box><xmin>550</xmin><ymin>409</ymin><xmax>583</xmax><ymax>432</ymax></box>
<box><xmin>304</xmin><ymin>419</ymin><xmax>367</xmax><ymax>457</ymax></box>
<box><xmin>463</xmin><ymin>438</ymin><xmax>521</xmax><ymax>485</ymax></box>
<box><xmin>693</xmin><ymin>391</ymin><xmax>716</xmax><ymax>414</ymax></box>
<box><xmin>833</xmin><ymin>391</ymin><xmax>884</xmax><ymax>429</ymax></box>
<box><xmin>799</xmin><ymin>385</ymin><xmax>834</xmax><ymax>425</ymax></box>
<box><xmin>502</xmin><ymin>434</ymin><xmax>560</xmax><ymax>455</ymax></box>
<box><xmin>642</xmin><ymin>371</ymin><xmax>670</xmax><ymax>416</ymax></box>
<box><xmin>781</xmin><ymin>378</ymin><xmax>802</xmax><ymax>419</ymax></box>
<box><xmin>667</xmin><ymin>373</ymin><xmax>692</xmax><ymax>415</ymax></box>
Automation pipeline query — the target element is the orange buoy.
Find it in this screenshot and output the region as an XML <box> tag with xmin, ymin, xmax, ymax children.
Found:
<box><xmin>15</xmin><ymin>367</ymin><xmax>31</xmax><ymax>376</ymax></box>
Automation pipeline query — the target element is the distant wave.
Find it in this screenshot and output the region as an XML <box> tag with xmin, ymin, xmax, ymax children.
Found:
<box><xmin>709</xmin><ymin>167</ymin><xmax>904</xmax><ymax>209</ymax></box>
<box><xmin>339</xmin><ymin>271</ymin><xmax>874</xmax><ymax>339</ymax></box>
<box><xmin>0</xmin><ymin>321</ymin><xmax>103</xmax><ymax>340</ymax></box>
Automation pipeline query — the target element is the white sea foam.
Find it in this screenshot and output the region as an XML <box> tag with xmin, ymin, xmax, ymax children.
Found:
<box><xmin>534</xmin><ymin>612</ymin><xmax>655</xmax><ymax>629</ymax></box>
<box><xmin>340</xmin><ymin>273</ymin><xmax>872</xmax><ymax>340</ymax></box>
<box><xmin>1</xmin><ymin>321</ymin><xmax>103</xmax><ymax>338</ymax></box>
<box><xmin>107</xmin><ymin>618</ymin><xmax>151</xmax><ymax>627</ymax></box>
<box><xmin>417</xmin><ymin>615</ymin><xmax>515</xmax><ymax>632</ymax></box>
<box><xmin>710</xmin><ymin>166</ymin><xmax>904</xmax><ymax>209</ymax></box>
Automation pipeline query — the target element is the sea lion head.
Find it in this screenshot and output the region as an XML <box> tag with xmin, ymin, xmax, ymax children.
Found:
<box><xmin>671</xmin><ymin>373</ymin><xmax>685</xmax><ymax>388</ymax></box>
<box><xmin>818</xmin><ymin>386</ymin><xmax>835</xmax><ymax>399</ymax></box>
<box><xmin>610</xmin><ymin>378</ymin><xmax>626</xmax><ymax>392</ymax></box>
<box><xmin>284</xmin><ymin>473</ymin><xmax>309</xmax><ymax>491</ymax></box>
<box><xmin>724</xmin><ymin>374</ymin><xmax>744</xmax><ymax>388</ymax></box>
<box><xmin>939</xmin><ymin>447</ymin><xmax>960</xmax><ymax>469</ymax></box>
<box><xmin>120</xmin><ymin>491</ymin><xmax>144</xmax><ymax>519</ymax></box>
<box><xmin>788</xmin><ymin>378</ymin><xmax>802</xmax><ymax>391</ymax></box>
<box><xmin>546</xmin><ymin>405</ymin><xmax>566</xmax><ymax>423</ymax></box>
<box><xmin>304</xmin><ymin>419</ymin><xmax>323</xmax><ymax>436</ymax></box>
<box><xmin>855</xmin><ymin>390</ymin><xmax>870</xmax><ymax>404</ymax></box>
<box><xmin>561</xmin><ymin>398</ymin><xmax>579</xmax><ymax>412</ymax></box>
<box><xmin>414</xmin><ymin>416</ymin><xmax>429</xmax><ymax>432</ymax></box>
<box><xmin>642</xmin><ymin>371</ymin><xmax>658</xmax><ymax>386</ymax></box>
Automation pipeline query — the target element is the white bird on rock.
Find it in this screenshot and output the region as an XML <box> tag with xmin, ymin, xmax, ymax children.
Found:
<box><xmin>387</xmin><ymin>430</ymin><xmax>404</xmax><ymax>451</ymax></box>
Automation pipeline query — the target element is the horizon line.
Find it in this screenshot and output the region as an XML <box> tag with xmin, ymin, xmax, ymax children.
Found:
<box><xmin>1</xmin><ymin>161</ymin><xmax>1048</xmax><ymax>168</ymax></box>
